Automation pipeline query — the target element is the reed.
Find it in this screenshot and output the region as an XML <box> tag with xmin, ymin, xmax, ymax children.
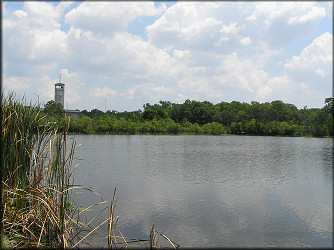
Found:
<box><xmin>1</xmin><ymin>93</ymin><xmax>178</xmax><ymax>248</ymax></box>
<box><xmin>149</xmin><ymin>224</ymin><xmax>179</xmax><ymax>249</ymax></box>
<box><xmin>1</xmin><ymin>93</ymin><xmax>78</xmax><ymax>247</ymax></box>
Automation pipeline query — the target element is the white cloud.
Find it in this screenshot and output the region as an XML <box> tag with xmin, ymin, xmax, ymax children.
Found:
<box><xmin>246</xmin><ymin>2</ymin><xmax>326</xmax><ymax>25</ymax></box>
<box><xmin>245</xmin><ymin>2</ymin><xmax>328</xmax><ymax>46</ymax></box>
<box><xmin>89</xmin><ymin>87</ymin><xmax>118</xmax><ymax>99</ymax></box>
<box><xmin>123</xmin><ymin>83</ymin><xmax>175</xmax><ymax>101</ymax></box>
<box><xmin>251</xmin><ymin>48</ymin><xmax>283</xmax><ymax>68</ymax></box>
<box><xmin>239</xmin><ymin>36</ymin><xmax>251</xmax><ymax>45</ymax></box>
<box><xmin>66</xmin><ymin>31</ymin><xmax>181</xmax><ymax>81</ymax></box>
<box><xmin>257</xmin><ymin>74</ymin><xmax>325</xmax><ymax>108</ymax></box>
<box><xmin>59</xmin><ymin>69</ymin><xmax>85</xmax><ymax>106</ymax></box>
<box><xmin>65</xmin><ymin>2</ymin><xmax>165</xmax><ymax>37</ymax></box>
<box><xmin>325</xmin><ymin>2</ymin><xmax>333</xmax><ymax>17</ymax></box>
<box><xmin>266</xmin><ymin>75</ymin><xmax>308</xmax><ymax>102</ymax></box>
<box><xmin>3</xmin><ymin>2</ymin><xmax>68</xmax><ymax>74</ymax></box>
<box><xmin>146</xmin><ymin>2</ymin><xmax>225</xmax><ymax>51</ymax></box>
<box><xmin>172</xmin><ymin>49</ymin><xmax>191</xmax><ymax>60</ymax></box>
<box><xmin>215</xmin><ymin>53</ymin><xmax>269</xmax><ymax>94</ymax></box>
<box><xmin>178</xmin><ymin>75</ymin><xmax>224</xmax><ymax>101</ymax></box>
<box><xmin>315</xmin><ymin>69</ymin><xmax>326</xmax><ymax>77</ymax></box>
<box><xmin>287</xmin><ymin>4</ymin><xmax>327</xmax><ymax>25</ymax></box>
<box><xmin>170</xmin><ymin>51</ymin><xmax>271</xmax><ymax>103</ymax></box>
<box><xmin>285</xmin><ymin>32</ymin><xmax>332</xmax><ymax>70</ymax></box>
<box><xmin>176</xmin><ymin>93</ymin><xmax>187</xmax><ymax>103</ymax></box>
<box><xmin>178</xmin><ymin>76</ymin><xmax>209</xmax><ymax>93</ymax></box>
<box><xmin>261</xmin><ymin>32</ymin><xmax>332</xmax><ymax>107</ymax></box>
<box><xmin>147</xmin><ymin>1</ymin><xmax>330</xmax><ymax>52</ymax></box>
<box><xmin>14</xmin><ymin>9</ymin><xmax>27</xmax><ymax>18</ymax></box>
<box><xmin>22</xmin><ymin>2</ymin><xmax>62</xmax><ymax>30</ymax></box>
<box><xmin>3</xmin><ymin>76</ymin><xmax>30</xmax><ymax>92</ymax></box>
<box><xmin>2</xmin><ymin>1</ymin><xmax>332</xmax><ymax>111</ymax></box>
<box><xmin>39</xmin><ymin>75</ymin><xmax>57</xmax><ymax>103</ymax></box>
<box><xmin>284</xmin><ymin>32</ymin><xmax>332</xmax><ymax>87</ymax></box>
<box><xmin>220</xmin><ymin>22</ymin><xmax>240</xmax><ymax>35</ymax></box>
<box><xmin>2</xmin><ymin>75</ymin><xmax>56</xmax><ymax>107</ymax></box>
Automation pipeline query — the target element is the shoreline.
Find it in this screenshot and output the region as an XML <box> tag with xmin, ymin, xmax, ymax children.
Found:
<box><xmin>67</xmin><ymin>132</ymin><xmax>333</xmax><ymax>139</ymax></box>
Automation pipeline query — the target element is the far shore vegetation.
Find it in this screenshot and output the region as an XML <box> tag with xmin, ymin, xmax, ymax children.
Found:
<box><xmin>44</xmin><ymin>98</ymin><xmax>333</xmax><ymax>138</ymax></box>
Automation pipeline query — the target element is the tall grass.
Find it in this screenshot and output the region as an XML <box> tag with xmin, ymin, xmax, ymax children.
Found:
<box><xmin>1</xmin><ymin>93</ymin><xmax>178</xmax><ymax>248</ymax></box>
<box><xmin>1</xmin><ymin>93</ymin><xmax>77</xmax><ymax>247</ymax></box>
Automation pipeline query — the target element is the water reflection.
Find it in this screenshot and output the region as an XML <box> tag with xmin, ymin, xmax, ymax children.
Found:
<box><xmin>72</xmin><ymin>135</ymin><xmax>332</xmax><ymax>247</ymax></box>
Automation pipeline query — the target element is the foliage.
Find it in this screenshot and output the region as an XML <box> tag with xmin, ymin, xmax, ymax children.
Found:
<box><xmin>43</xmin><ymin>100</ymin><xmax>64</xmax><ymax>118</ymax></box>
<box><xmin>41</xmin><ymin>97</ymin><xmax>333</xmax><ymax>137</ymax></box>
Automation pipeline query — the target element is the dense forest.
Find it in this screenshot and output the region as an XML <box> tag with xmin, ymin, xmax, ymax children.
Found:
<box><xmin>43</xmin><ymin>98</ymin><xmax>333</xmax><ymax>137</ymax></box>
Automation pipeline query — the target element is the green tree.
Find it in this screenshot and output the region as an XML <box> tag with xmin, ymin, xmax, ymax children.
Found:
<box><xmin>215</xmin><ymin>102</ymin><xmax>234</xmax><ymax>125</ymax></box>
<box><xmin>165</xmin><ymin>118</ymin><xmax>181</xmax><ymax>134</ymax></box>
<box><xmin>192</xmin><ymin>123</ymin><xmax>204</xmax><ymax>135</ymax></box>
<box><xmin>284</xmin><ymin>103</ymin><xmax>299</xmax><ymax>123</ymax></box>
<box><xmin>230</xmin><ymin>121</ymin><xmax>243</xmax><ymax>134</ymax></box>
<box><xmin>266</xmin><ymin>121</ymin><xmax>280</xmax><ymax>135</ymax></box>
<box><xmin>278</xmin><ymin>121</ymin><xmax>292</xmax><ymax>136</ymax></box>
<box><xmin>270</xmin><ymin>100</ymin><xmax>285</xmax><ymax>122</ymax></box>
<box><xmin>44</xmin><ymin>100</ymin><xmax>64</xmax><ymax>117</ymax></box>
<box><xmin>96</xmin><ymin>115</ymin><xmax>109</xmax><ymax>133</ymax></box>
<box><xmin>76</xmin><ymin>115</ymin><xmax>95</xmax><ymax>134</ymax></box>
<box><xmin>244</xmin><ymin>118</ymin><xmax>257</xmax><ymax>134</ymax></box>
<box><xmin>311</xmin><ymin>124</ymin><xmax>327</xmax><ymax>137</ymax></box>
<box><xmin>202</xmin><ymin>122</ymin><xmax>226</xmax><ymax>135</ymax></box>
<box><xmin>191</xmin><ymin>101</ymin><xmax>215</xmax><ymax>125</ymax></box>
<box><xmin>323</xmin><ymin>97</ymin><xmax>334</xmax><ymax>136</ymax></box>
<box><xmin>142</xmin><ymin>103</ymin><xmax>167</xmax><ymax>120</ymax></box>
<box><xmin>90</xmin><ymin>108</ymin><xmax>104</xmax><ymax>118</ymax></box>
<box><xmin>179</xmin><ymin>99</ymin><xmax>193</xmax><ymax>123</ymax></box>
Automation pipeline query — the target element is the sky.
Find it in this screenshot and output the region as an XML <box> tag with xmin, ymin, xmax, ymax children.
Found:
<box><xmin>2</xmin><ymin>1</ymin><xmax>333</xmax><ymax>112</ymax></box>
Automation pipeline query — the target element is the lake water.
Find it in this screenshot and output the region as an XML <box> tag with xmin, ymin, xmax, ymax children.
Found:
<box><xmin>71</xmin><ymin>135</ymin><xmax>332</xmax><ymax>248</ymax></box>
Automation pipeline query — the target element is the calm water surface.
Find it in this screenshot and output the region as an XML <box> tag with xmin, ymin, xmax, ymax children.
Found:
<box><xmin>71</xmin><ymin>135</ymin><xmax>332</xmax><ymax>248</ymax></box>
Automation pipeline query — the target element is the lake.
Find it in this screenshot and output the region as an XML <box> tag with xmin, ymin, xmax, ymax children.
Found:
<box><xmin>71</xmin><ymin>135</ymin><xmax>332</xmax><ymax>248</ymax></box>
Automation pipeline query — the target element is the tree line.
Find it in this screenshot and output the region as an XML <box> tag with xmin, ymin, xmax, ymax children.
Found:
<box><xmin>43</xmin><ymin>98</ymin><xmax>333</xmax><ymax>137</ymax></box>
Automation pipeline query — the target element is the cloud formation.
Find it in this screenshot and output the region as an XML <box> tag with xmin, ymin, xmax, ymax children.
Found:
<box><xmin>65</xmin><ymin>2</ymin><xmax>166</xmax><ymax>37</ymax></box>
<box><xmin>267</xmin><ymin>32</ymin><xmax>333</xmax><ymax>107</ymax></box>
<box><xmin>2</xmin><ymin>1</ymin><xmax>332</xmax><ymax>111</ymax></box>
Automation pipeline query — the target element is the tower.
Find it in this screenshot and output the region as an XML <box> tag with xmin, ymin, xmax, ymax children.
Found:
<box><xmin>55</xmin><ymin>75</ymin><xmax>65</xmax><ymax>108</ymax></box>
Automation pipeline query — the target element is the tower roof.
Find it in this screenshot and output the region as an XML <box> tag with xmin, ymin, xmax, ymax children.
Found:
<box><xmin>55</xmin><ymin>82</ymin><xmax>65</xmax><ymax>86</ymax></box>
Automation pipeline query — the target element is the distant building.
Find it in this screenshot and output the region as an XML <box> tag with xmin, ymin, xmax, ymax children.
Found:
<box><xmin>55</xmin><ymin>82</ymin><xmax>65</xmax><ymax>107</ymax></box>
<box><xmin>65</xmin><ymin>109</ymin><xmax>80</xmax><ymax>120</ymax></box>
<box><xmin>54</xmin><ymin>80</ymin><xmax>80</xmax><ymax>120</ymax></box>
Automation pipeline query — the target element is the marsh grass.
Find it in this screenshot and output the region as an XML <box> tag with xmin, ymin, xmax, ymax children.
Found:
<box><xmin>1</xmin><ymin>93</ymin><xmax>178</xmax><ymax>248</ymax></box>
<box><xmin>1</xmin><ymin>93</ymin><xmax>79</xmax><ymax>247</ymax></box>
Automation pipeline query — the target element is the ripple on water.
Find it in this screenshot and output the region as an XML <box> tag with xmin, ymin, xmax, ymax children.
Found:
<box><xmin>72</xmin><ymin>135</ymin><xmax>333</xmax><ymax>248</ymax></box>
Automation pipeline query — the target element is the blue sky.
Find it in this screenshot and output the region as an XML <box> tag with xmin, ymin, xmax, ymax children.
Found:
<box><xmin>2</xmin><ymin>1</ymin><xmax>332</xmax><ymax>111</ymax></box>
